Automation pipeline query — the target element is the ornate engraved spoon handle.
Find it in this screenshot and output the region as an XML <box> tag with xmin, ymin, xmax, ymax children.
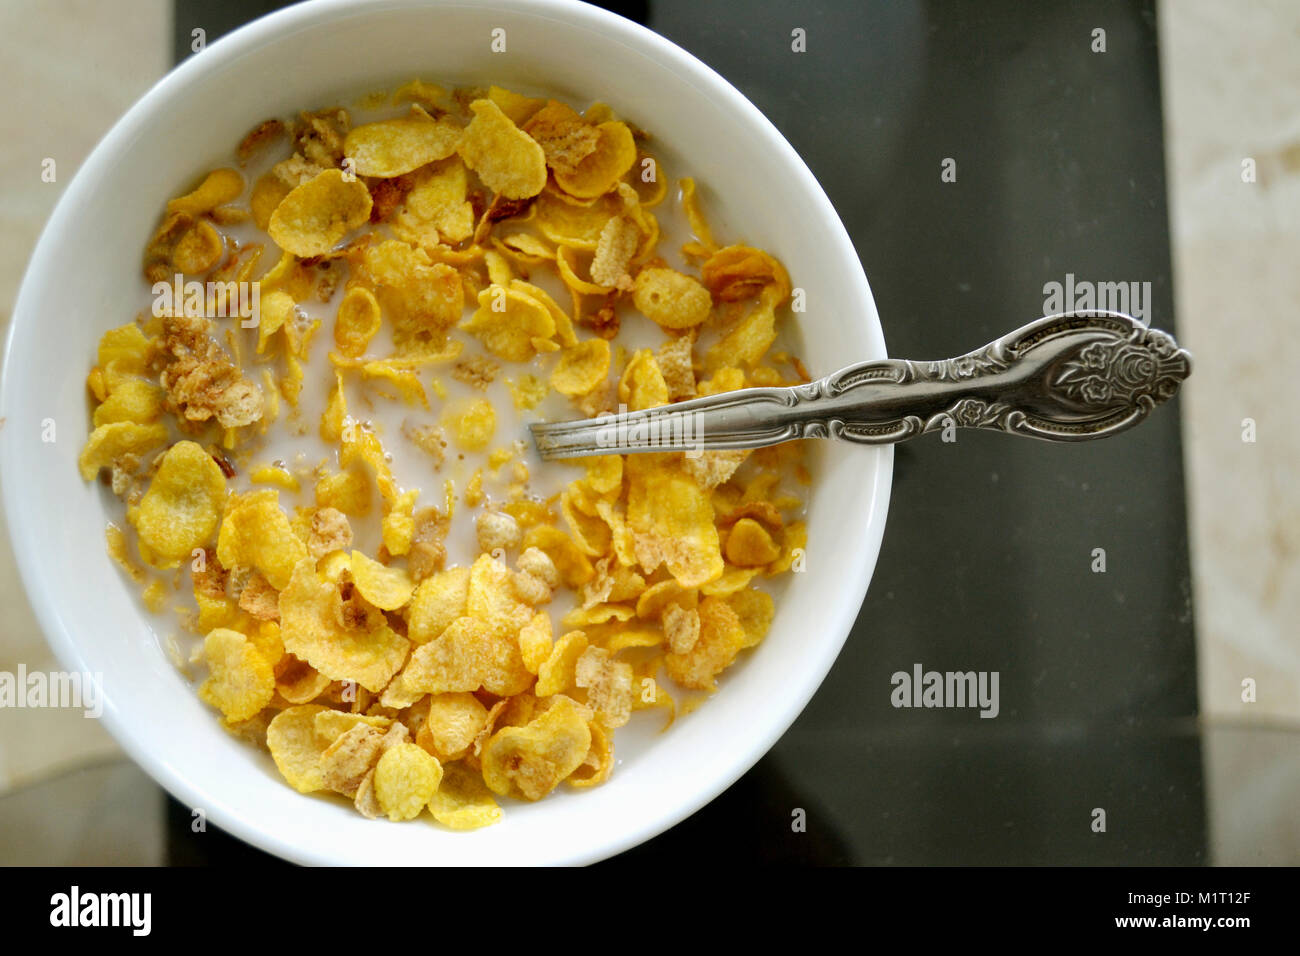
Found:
<box><xmin>809</xmin><ymin>310</ymin><xmax>1192</xmax><ymax>444</ymax></box>
<box><xmin>528</xmin><ymin>311</ymin><xmax>1192</xmax><ymax>459</ymax></box>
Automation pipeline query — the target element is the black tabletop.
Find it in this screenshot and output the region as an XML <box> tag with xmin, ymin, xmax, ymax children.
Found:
<box><xmin>149</xmin><ymin>0</ymin><xmax>1198</xmax><ymax>865</ymax></box>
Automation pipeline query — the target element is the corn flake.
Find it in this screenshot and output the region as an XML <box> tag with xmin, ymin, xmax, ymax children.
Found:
<box><xmin>523</xmin><ymin>100</ymin><xmax>600</xmax><ymax>175</ymax></box>
<box><xmin>406</xmin><ymin>565</ymin><xmax>471</xmax><ymax>644</ymax></box>
<box><xmin>316</xmin><ymin>468</ymin><xmax>373</xmax><ymax>517</ymax></box>
<box><xmin>627</xmin><ymin>455</ymin><xmax>723</xmax><ymax>588</ymax></box>
<box><xmin>574</xmin><ymin>645</ymin><xmax>633</xmax><ymax>728</ymax></box>
<box><xmin>701</xmin><ymin>244</ymin><xmax>791</xmax><ymax>303</ymax></box>
<box><xmin>664</xmin><ymin>596</ymin><xmax>745</xmax><ymax>691</ymax></box>
<box><xmin>633</xmin><ymin>267</ymin><xmax>712</xmax><ymax>329</ymax></box>
<box><xmin>350</xmin><ymin>550</ymin><xmax>415</xmax><ymax>610</ymax></box>
<box><xmin>395</xmin><ymin>156</ymin><xmax>475</xmax><ymax>245</ymax></box>
<box><xmin>489</xmin><ymin>85</ymin><xmax>546</xmax><ymax>125</ymax></box>
<box><xmin>461</xmin><ymin>285</ymin><xmax>555</xmax><ymax>361</ymax></box>
<box><xmin>78</xmin><ymin>422</ymin><xmax>167</xmax><ymax>481</ymax></box>
<box><xmin>416</xmin><ymin>692</ymin><xmax>489</xmax><ymax>762</ymax></box>
<box><xmin>534</xmin><ymin>190</ymin><xmax>620</xmax><ymax>250</ymax></box>
<box><xmin>550</xmin><ymin>338</ymin><xmax>611</xmax><ymax>397</ymax></box>
<box><xmin>535</xmin><ymin>630</ymin><xmax>587</xmax><ymax>697</ymax></box>
<box><xmin>441</xmin><ymin>397</ymin><xmax>496</xmax><ymax>451</ymax></box>
<box><xmin>320</xmin><ymin>722</ymin><xmax>386</xmax><ymax>797</ymax></box>
<box><xmin>268</xmin><ymin>169</ymin><xmax>373</xmax><ymax>257</ymax></box>
<box><xmin>168</xmin><ymin>168</ymin><xmax>244</xmax><ymax>217</ymax></box>
<box><xmin>427</xmin><ymin>761</ymin><xmax>503</xmax><ymax>829</ymax></box>
<box><xmin>334</xmin><ymin>285</ymin><xmax>382</xmax><ymax>357</ymax></box>
<box><xmin>344</xmin><ymin>107</ymin><xmax>462</xmax><ymax>178</ymax></box>
<box><xmin>356</xmin><ymin>240</ymin><xmax>464</xmax><ymax>348</ymax></box>
<box><xmin>589</xmin><ymin>215</ymin><xmax>640</xmax><ymax>287</ymax></box>
<box><xmin>522</xmin><ymin>525</ymin><xmax>594</xmax><ymax>589</ymax></box>
<box><xmin>727</xmin><ymin>587</ymin><xmax>775</xmax><ymax>648</ymax></box>
<box><xmin>199</xmin><ymin>627</ymin><xmax>275</xmax><ymax>722</ymax></box>
<box><xmin>133</xmin><ymin>441</ymin><xmax>227</xmax><ymax>568</ymax></box>
<box><xmin>707</xmin><ymin>300</ymin><xmax>777</xmax><ymax>369</ymax></box>
<box><xmin>382</xmin><ymin>612</ymin><xmax>531</xmax><ymax>705</ymax></box>
<box><xmin>458</xmin><ymin>99</ymin><xmax>547</xmax><ymax>199</ymax></box>
<box><xmin>275</xmin><ymin>655</ymin><xmax>334</xmax><ymax>704</ymax></box>
<box><xmin>480</xmin><ymin>695</ymin><xmax>591</xmax><ymax>800</ymax></box>
<box><xmin>553</xmin><ymin>121</ymin><xmax>636</xmax><ymax>199</ymax></box>
<box><xmin>723</xmin><ymin>517</ymin><xmax>782</xmax><ymax>567</ymax></box>
<box><xmin>618</xmin><ymin>349</ymin><xmax>669</xmax><ymax>410</ymax></box>
<box><xmin>374</xmin><ymin>742</ymin><xmax>443</xmax><ymax>821</ymax></box>
<box><xmin>216</xmin><ymin>489</ymin><xmax>308</xmax><ymax>590</ymax></box>
<box><xmin>279</xmin><ymin>559</ymin><xmax>410</xmax><ymax>692</ymax></box>
<box><xmin>266</xmin><ymin>704</ymin><xmax>332</xmax><ymax>793</ymax></box>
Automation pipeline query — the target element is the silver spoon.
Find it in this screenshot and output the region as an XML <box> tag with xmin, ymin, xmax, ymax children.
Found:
<box><xmin>528</xmin><ymin>311</ymin><xmax>1191</xmax><ymax>460</ymax></box>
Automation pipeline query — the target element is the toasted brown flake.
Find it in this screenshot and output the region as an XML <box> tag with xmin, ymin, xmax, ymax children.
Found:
<box><xmin>143</xmin><ymin>211</ymin><xmax>195</xmax><ymax>283</ymax></box>
<box><xmin>716</xmin><ymin>500</ymin><xmax>782</xmax><ymax>531</ymax></box>
<box><xmin>525</xmin><ymin>108</ymin><xmax>600</xmax><ymax>176</ymax></box>
<box><xmin>271</xmin><ymin>153</ymin><xmax>327</xmax><ymax>188</ymax></box>
<box><xmin>401</xmin><ymin>422</ymin><xmax>446</xmax><ymax>468</ymax></box>
<box><xmin>320</xmin><ymin>723</ymin><xmax>386</xmax><ymax>797</ymax></box>
<box><xmin>314</xmin><ymin>261</ymin><xmax>342</xmax><ymax>302</ymax></box>
<box><xmin>451</xmin><ymin>355</ymin><xmax>501</xmax><ymax>390</ymax></box>
<box><xmin>335</xmin><ymin>579</ymin><xmax>385</xmax><ymax>631</ymax></box>
<box><xmin>590</xmin><ymin>216</ymin><xmax>639</xmax><ymax>288</ymax></box>
<box><xmin>657</xmin><ymin>333</ymin><xmax>697</xmax><ymax>401</ymax></box>
<box><xmin>237</xmin><ymin>119</ymin><xmax>286</xmax><ymax>166</ymax></box>
<box><xmin>662</xmin><ymin>602</ymin><xmax>700</xmax><ymax>655</ymax></box>
<box><xmin>476</xmin><ymin>193</ymin><xmax>536</xmax><ymax>240</ymax></box>
<box><xmin>354</xmin><ymin>767</ymin><xmax>382</xmax><ymax>818</ymax></box>
<box><xmin>585</xmin><ymin>293</ymin><xmax>620</xmax><ymax>339</ymax></box>
<box><xmin>367</xmin><ymin>172</ymin><xmax>417</xmax><ymax>224</ymax></box>
<box><xmin>238</xmin><ymin>571</ymin><xmax>281</xmax><ymax>622</ymax></box>
<box><xmin>158</xmin><ymin>313</ymin><xmax>264</xmax><ymax>429</ymax></box>
<box><xmin>109</xmin><ymin>453</ymin><xmax>141</xmax><ymax>497</ymax></box>
<box><xmin>407</xmin><ymin>507</ymin><xmax>450</xmax><ymax>582</ymax></box>
<box><xmin>306</xmin><ymin>507</ymin><xmax>353</xmax><ymax>560</ymax></box>
<box><xmin>575</xmin><ymin>378</ymin><xmax>616</xmax><ymax>418</ymax></box>
<box><xmin>192</xmin><ymin>549</ymin><xmax>228</xmax><ymax>601</ymax></box>
<box><xmin>681</xmin><ymin>449</ymin><xmax>750</xmax><ymax>490</ymax></box>
<box><xmin>516</xmin><ymin>547</ymin><xmax>560</xmax><ymax>590</ymax></box>
<box><xmin>211</xmin><ymin>451</ymin><xmax>237</xmax><ymax>478</ymax></box>
<box><xmin>293</xmin><ymin>108</ymin><xmax>350</xmax><ymax>168</ymax></box>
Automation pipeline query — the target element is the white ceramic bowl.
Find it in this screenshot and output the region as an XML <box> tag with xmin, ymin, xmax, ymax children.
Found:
<box><xmin>1</xmin><ymin>0</ymin><xmax>891</xmax><ymax>865</ymax></box>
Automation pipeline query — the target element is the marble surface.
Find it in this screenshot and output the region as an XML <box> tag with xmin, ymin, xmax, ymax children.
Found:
<box><xmin>1159</xmin><ymin>0</ymin><xmax>1300</xmax><ymax>725</ymax></box>
<box><xmin>0</xmin><ymin>0</ymin><xmax>1294</xmax><ymax>863</ymax></box>
<box><xmin>0</xmin><ymin>0</ymin><xmax>169</xmax><ymax>791</ymax></box>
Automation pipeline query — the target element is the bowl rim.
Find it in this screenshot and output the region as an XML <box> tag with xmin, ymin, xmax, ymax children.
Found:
<box><xmin>1</xmin><ymin>0</ymin><xmax>892</xmax><ymax>865</ymax></box>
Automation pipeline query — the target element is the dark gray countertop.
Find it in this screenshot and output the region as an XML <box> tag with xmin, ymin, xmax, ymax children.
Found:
<box><xmin>2</xmin><ymin>0</ymin><xmax>1220</xmax><ymax>866</ymax></box>
<box><xmin>606</xmin><ymin>0</ymin><xmax>1201</xmax><ymax>865</ymax></box>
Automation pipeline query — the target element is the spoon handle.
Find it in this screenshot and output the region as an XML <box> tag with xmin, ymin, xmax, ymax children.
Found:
<box><xmin>528</xmin><ymin>311</ymin><xmax>1192</xmax><ymax>459</ymax></box>
<box><xmin>806</xmin><ymin>310</ymin><xmax>1191</xmax><ymax>444</ymax></box>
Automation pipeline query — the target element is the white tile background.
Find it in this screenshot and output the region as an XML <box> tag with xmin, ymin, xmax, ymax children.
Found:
<box><xmin>1161</xmin><ymin>0</ymin><xmax>1300</xmax><ymax>725</ymax></box>
<box><xmin>0</xmin><ymin>0</ymin><xmax>170</xmax><ymax>792</ymax></box>
<box><xmin>0</xmin><ymin>0</ymin><xmax>1294</xmax><ymax>859</ymax></box>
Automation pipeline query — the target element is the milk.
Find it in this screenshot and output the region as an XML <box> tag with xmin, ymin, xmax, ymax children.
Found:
<box><xmin>121</xmin><ymin>88</ymin><xmax>808</xmax><ymax>712</ymax></box>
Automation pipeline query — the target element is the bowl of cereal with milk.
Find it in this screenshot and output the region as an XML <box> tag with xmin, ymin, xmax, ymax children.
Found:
<box><xmin>0</xmin><ymin>0</ymin><xmax>891</xmax><ymax>864</ymax></box>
